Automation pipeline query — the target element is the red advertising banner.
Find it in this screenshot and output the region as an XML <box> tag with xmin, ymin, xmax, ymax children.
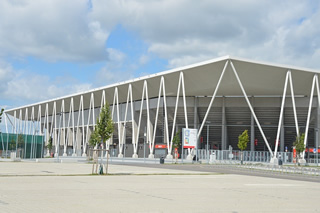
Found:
<box><xmin>155</xmin><ymin>144</ymin><xmax>167</xmax><ymax>149</ymax></box>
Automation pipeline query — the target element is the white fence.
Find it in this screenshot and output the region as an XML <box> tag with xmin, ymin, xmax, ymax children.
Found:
<box><xmin>185</xmin><ymin>149</ymin><xmax>296</xmax><ymax>163</ymax></box>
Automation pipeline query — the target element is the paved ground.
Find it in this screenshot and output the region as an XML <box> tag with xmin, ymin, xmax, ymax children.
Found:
<box><xmin>120</xmin><ymin>163</ymin><xmax>320</xmax><ymax>183</ymax></box>
<box><xmin>0</xmin><ymin>162</ymin><xmax>320</xmax><ymax>212</ymax></box>
<box><xmin>0</xmin><ymin>162</ymin><xmax>207</xmax><ymax>176</ymax></box>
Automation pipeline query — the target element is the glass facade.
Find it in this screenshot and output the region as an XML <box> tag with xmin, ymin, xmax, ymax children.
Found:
<box><xmin>0</xmin><ymin>133</ymin><xmax>44</xmax><ymax>158</ymax></box>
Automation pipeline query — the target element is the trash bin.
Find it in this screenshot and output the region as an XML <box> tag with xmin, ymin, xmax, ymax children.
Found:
<box><xmin>160</xmin><ymin>157</ymin><xmax>165</xmax><ymax>164</ymax></box>
<box><xmin>193</xmin><ymin>155</ymin><xmax>198</xmax><ymax>162</ymax></box>
<box><xmin>278</xmin><ymin>157</ymin><xmax>283</xmax><ymax>166</ymax></box>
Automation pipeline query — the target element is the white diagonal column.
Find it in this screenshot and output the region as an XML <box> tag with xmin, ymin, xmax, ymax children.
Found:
<box><xmin>197</xmin><ymin>60</ymin><xmax>229</xmax><ymax>138</ymax></box>
<box><xmin>230</xmin><ymin>60</ymin><xmax>273</xmax><ymax>157</ymax></box>
<box><xmin>274</xmin><ymin>71</ymin><xmax>289</xmax><ymax>157</ymax></box>
<box><xmin>169</xmin><ymin>72</ymin><xmax>189</xmax><ymax>158</ymax></box>
<box><xmin>303</xmin><ymin>74</ymin><xmax>317</xmax><ymax>159</ymax></box>
<box><xmin>289</xmin><ymin>72</ymin><xmax>300</xmax><ymax>137</ymax></box>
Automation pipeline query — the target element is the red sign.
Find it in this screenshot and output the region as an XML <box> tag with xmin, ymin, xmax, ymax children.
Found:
<box><xmin>305</xmin><ymin>148</ymin><xmax>320</xmax><ymax>153</ymax></box>
<box><xmin>155</xmin><ymin>144</ymin><xmax>167</xmax><ymax>149</ymax></box>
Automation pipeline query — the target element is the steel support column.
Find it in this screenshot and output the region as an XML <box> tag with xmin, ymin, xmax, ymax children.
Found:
<box><xmin>250</xmin><ymin>97</ymin><xmax>255</xmax><ymax>151</ymax></box>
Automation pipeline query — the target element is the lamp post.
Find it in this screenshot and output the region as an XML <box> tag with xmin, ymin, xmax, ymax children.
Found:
<box><xmin>34</xmin><ymin>130</ymin><xmax>39</xmax><ymax>158</ymax></box>
<box><xmin>56</xmin><ymin>112</ymin><xmax>62</xmax><ymax>163</ymax></box>
<box><xmin>30</xmin><ymin>120</ymin><xmax>37</xmax><ymax>159</ymax></box>
<box><xmin>206</xmin><ymin>121</ymin><xmax>211</xmax><ymax>163</ymax></box>
<box><xmin>123</xmin><ymin>124</ymin><xmax>126</xmax><ymax>159</ymax></box>
<box><xmin>41</xmin><ymin>131</ymin><xmax>44</xmax><ymax>158</ymax></box>
<box><xmin>144</xmin><ymin>126</ymin><xmax>146</xmax><ymax>163</ymax></box>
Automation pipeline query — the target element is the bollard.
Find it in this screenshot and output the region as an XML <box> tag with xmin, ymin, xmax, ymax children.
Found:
<box><xmin>99</xmin><ymin>164</ymin><xmax>103</xmax><ymax>175</ymax></box>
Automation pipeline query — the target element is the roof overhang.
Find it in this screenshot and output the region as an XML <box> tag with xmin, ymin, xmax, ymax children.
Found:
<box><xmin>4</xmin><ymin>55</ymin><xmax>319</xmax><ymax>119</ymax></box>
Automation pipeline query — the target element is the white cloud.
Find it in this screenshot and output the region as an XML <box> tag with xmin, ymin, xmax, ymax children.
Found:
<box><xmin>95</xmin><ymin>66</ymin><xmax>135</xmax><ymax>87</ymax></box>
<box><xmin>0</xmin><ymin>0</ymin><xmax>109</xmax><ymax>62</ymax></box>
<box><xmin>139</xmin><ymin>54</ymin><xmax>149</xmax><ymax>65</ymax></box>
<box><xmin>6</xmin><ymin>74</ymin><xmax>92</xmax><ymax>103</ymax></box>
<box><xmin>0</xmin><ymin>61</ymin><xmax>14</xmax><ymax>91</ymax></box>
<box><xmin>89</xmin><ymin>0</ymin><xmax>320</xmax><ymax>68</ymax></box>
<box><xmin>0</xmin><ymin>62</ymin><xmax>92</xmax><ymax>106</ymax></box>
<box><xmin>1</xmin><ymin>0</ymin><xmax>320</xmax><ymax>68</ymax></box>
<box><xmin>106</xmin><ymin>48</ymin><xmax>126</xmax><ymax>62</ymax></box>
<box><xmin>94</xmin><ymin>48</ymin><xmax>134</xmax><ymax>86</ymax></box>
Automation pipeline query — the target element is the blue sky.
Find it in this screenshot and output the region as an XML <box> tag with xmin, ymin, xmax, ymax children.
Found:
<box><xmin>0</xmin><ymin>0</ymin><xmax>320</xmax><ymax>110</ymax></box>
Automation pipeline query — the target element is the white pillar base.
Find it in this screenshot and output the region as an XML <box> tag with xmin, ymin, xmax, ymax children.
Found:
<box><xmin>105</xmin><ymin>153</ymin><xmax>110</xmax><ymax>158</ymax></box>
<box><xmin>63</xmin><ymin>153</ymin><xmax>67</xmax><ymax>157</ymax></box>
<box><xmin>148</xmin><ymin>154</ymin><xmax>154</xmax><ymax>159</ymax></box>
<box><xmin>72</xmin><ymin>153</ymin><xmax>77</xmax><ymax>157</ymax></box>
<box><xmin>132</xmin><ymin>154</ymin><xmax>138</xmax><ymax>158</ymax></box>
<box><xmin>166</xmin><ymin>154</ymin><xmax>173</xmax><ymax>159</ymax></box>
<box><xmin>209</xmin><ymin>154</ymin><xmax>216</xmax><ymax>164</ymax></box>
<box><xmin>270</xmin><ymin>157</ymin><xmax>278</xmax><ymax>165</ymax></box>
<box><xmin>186</xmin><ymin>154</ymin><xmax>193</xmax><ymax>160</ymax></box>
<box><xmin>54</xmin><ymin>152</ymin><xmax>58</xmax><ymax>157</ymax></box>
<box><xmin>46</xmin><ymin>152</ymin><xmax>50</xmax><ymax>157</ymax></box>
<box><xmin>298</xmin><ymin>158</ymin><xmax>306</xmax><ymax>165</ymax></box>
<box><xmin>118</xmin><ymin>153</ymin><xmax>124</xmax><ymax>158</ymax></box>
<box><xmin>82</xmin><ymin>153</ymin><xmax>87</xmax><ymax>157</ymax></box>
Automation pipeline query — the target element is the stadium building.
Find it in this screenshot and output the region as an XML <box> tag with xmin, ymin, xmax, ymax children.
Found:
<box><xmin>1</xmin><ymin>56</ymin><xmax>320</xmax><ymax>163</ymax></box>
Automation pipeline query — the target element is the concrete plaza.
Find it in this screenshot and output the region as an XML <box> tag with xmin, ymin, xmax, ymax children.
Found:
<box><xmin>0</xmin><ymin>162</ymin><xmax>319</xmax><ymax>212</ymax></box>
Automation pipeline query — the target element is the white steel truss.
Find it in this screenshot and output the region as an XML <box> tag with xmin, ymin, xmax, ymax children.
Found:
<box><xmin>65</xmin><ymin>98</ymin><xmax>73</xmax><ymax>155</ymax></box>
<box><xmin>169</xmin><ymin>72</ymin><xmax>189</xmax><ymax>155</ymax></box>
<box><xmin>111</xmin><ymin>87</ymin><xmax>121</xmax><ymax>151</ymax></box>
<box><xmin>198</xmin><ymin>61</ymin><xmax>229</xmax><ymax>138</ymax></box>
<box><xmin>274</xmin><ymin>71</ymin><xmax>300</xmax><ymax>157</ymax></box>
<box><xmin>118</xmin><ymin>86</ymin><xmax>131</xmax><ymax>157</ymax></box>
<box><xmin>303</xmin><ymin>74</ymin><xmax>319</xmax><ymax>158</ymax></box>
<box><xmin>85</xmin><ymin>93</ymin><xmax>95</xmax><ymax>152</ymax></box>
<box><xmin>75</xmin><ymin>96</ymin><xmax>83</xmax><ymax>156</ymax></box>
<box><xmin>230</xmin><ymin>60</ymin><xmax>273</xmax><ymax>156</ymax></box>
<box><xmin>151</xmin><ymin>76</ymin><xmax>170</xmax><ymax>158</ymax></box>
<box><xmin>133</xmin><ymin>81</ymin><xmax>154</xmax><ymax>158</ymax></box>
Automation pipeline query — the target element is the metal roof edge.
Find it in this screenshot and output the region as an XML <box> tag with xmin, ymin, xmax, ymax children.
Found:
<box><xmin>5</xmin><ymin>55</ymin><xmax>320</xmax><ymax>113</ymax></box>
<box><xmin>4</xmin><ymin>55</ymin><xmax>230</xmax><ymax>113</ymax></box>
<box><xmin>229</xmin><ymin>55</ymin><xmax>320</xmax><ymax>74</ymax></box>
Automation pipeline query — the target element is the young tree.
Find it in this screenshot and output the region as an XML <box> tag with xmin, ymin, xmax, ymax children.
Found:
<box><xmin>89</xmin><ymin>129</ymin><xmax>100</xmax><ymax>148</ymax></box>
<box><xmin>96</xmin><ymin>102</ymin><xmax>114</xmax><ymax>145</ymax></box>
<box><xmin>172</xmin><ymin>131</ymin><xmax>181</xmax><ymax>163</ymax></box>
<box><xmin>293</xmin><ymin>133</ymin><xmax>305</xmax><ymax>165</ymax></box>
<box><xmin>17</xmin><ymin>134</ymin><xmax>24</xmax><ymax>149</ymax></box>
<box><xmin>237</xmin><ymin>130</ymin><xmax>249</xmax><ymax>164</ymax></box>
<box><xmin>9</xmin><ymin>138</ymin><xmax>16</xmax><ymax>150</ymax></box>
<box><xmin>47</xmin><ymin>137</ymin><xmax>53</xmax><ymax>156</ymax></box>
<box><xmin>93</xmin><ymin>102</ymin><xmax>114</xmax><ymax>174</ymax></box>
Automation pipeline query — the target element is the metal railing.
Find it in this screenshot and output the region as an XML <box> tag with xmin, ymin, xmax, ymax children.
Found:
<box><xmin>186</xmin><ymin>149</ymin><xmax>295</xmax><ymax>163</ymax></box>
<box><xmin>189</xmin><ymin>149</ymin><xmax>319</xmax><ymax>165</ymax></box>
